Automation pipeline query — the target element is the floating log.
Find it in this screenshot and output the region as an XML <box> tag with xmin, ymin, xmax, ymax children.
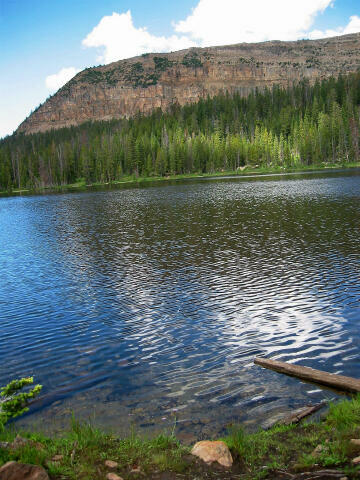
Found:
<box><xmin>279</xmin><ymin>403</ymin><xmax>325</xmax><ymax>426</ymax></box>
<box><xmin>254</xmin><ymin>357</ymin><xmax>360</xmax><ymax>393</ymax></box>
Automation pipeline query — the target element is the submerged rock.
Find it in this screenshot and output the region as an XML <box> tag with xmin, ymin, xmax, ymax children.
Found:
<box><xmin>0</xmin><ymin>461</ymin><xmax>49</xmax><ymax>480</ymax></box>
<box><xmin>191</xmin><ymin>440</ymin><xmax>233</xmax><ymax>467</ymax></box>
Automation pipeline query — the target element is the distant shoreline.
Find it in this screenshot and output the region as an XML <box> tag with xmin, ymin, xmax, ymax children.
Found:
<box><xmin>1</xmin><ymin>162</ymin><xmax>360</xmax><ymax>197</ymax></box>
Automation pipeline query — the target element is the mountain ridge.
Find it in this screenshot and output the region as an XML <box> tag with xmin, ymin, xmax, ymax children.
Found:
<box><xmin>17</xmin><ymin>32</ymin><xmax>360</xmax><ymax>135</ymax></box>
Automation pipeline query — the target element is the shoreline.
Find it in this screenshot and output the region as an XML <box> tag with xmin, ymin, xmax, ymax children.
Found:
<box><xmin>1</xmin><ymin>162</ymin><xmax>360</xmax><ymax>197</ymax></box>
<box><xmin>1</xmin><ymin>395</ymin><xmax>360</xmax><ymax>479</ymax></box>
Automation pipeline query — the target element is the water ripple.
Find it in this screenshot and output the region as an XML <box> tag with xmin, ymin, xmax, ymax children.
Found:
<box><xmin>0</xmin><ymin>171</ymin><xmax>359</xmax><ymax>438</ymax></box>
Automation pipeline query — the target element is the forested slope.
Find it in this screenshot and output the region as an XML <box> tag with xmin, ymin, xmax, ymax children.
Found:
<box><xmin>1</xmin><ymin>73</ymin><xmax>359</xmax><ymax>191</ymax></box>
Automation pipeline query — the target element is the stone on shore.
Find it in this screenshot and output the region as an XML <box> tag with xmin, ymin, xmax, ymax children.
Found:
<box><xmin>191</xmin><ymin>440</ymin><xmax>233</xmax><ymax>467</ymax></box>
<box><xmin>106</xmin><ymin>473</ymin><xmax>123</xmax><ymax>480</ymax></box>
<box><xmin>51</xmin><ymin>455</ymin><xmax>63</xmax><ymax>462</ymax></box>
<box><xmin>0</xmin><ymin>461</ymin><xmax>49</xmax><ymax>480</ymax></box>
<box><xmin>10</xmin><ymin>435</ymin><xmax>28</xmax><ymax>449</ymax></box>
<box><xmin>311</xmin><ymin>444</ymin><xmax>323</xmax><ymax>457</ymax></box>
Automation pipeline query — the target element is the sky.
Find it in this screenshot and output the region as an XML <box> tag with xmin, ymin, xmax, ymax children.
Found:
<box><xmin>1</xmin><ymin>0</ymin><xmax>359</xmax><ymax>138</ymax></box>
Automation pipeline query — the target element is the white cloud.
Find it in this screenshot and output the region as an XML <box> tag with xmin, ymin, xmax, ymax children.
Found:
<box><xmin>174</xmin><ymin>0</ymin><xmax>334</xmax><ymax>45</ymax></box>
<box><xmin>82</xmin><ymin>11</ymin><xmax>196</xmax><ymax>64</ymax></box>
<box><xmin>81</xmin><ymin>5</ymin><xmax>360</xmax><ymax>66</ymax></box>
<box><xmin>45</xmin><ymin>67</ymin><xmax>81</xmax><ymax>92</ymax></box>
<box><xmin>40</xmin><ymin>4</ymin><xmax>360</xmax><ymax>103</ymax></box>
<box><xmin>309</xmin><ymin>15</ymin><xmax>360</xmax><ymax>39</ymax></box>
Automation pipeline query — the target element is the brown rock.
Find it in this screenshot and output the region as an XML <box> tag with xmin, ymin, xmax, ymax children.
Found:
<box><xmin>0</xmin><ymin>461</ymin><xmax>49</xmax><ymax>479</ymax></box>
<box><xmin>8</xmin><ymin>436</ymin><xmax>44</xmax><ymax>452</ymax></box>
<box><xmin>16</xmin><ymin>33</ymin><xmax>360</xmax><ymax>135</ymax></box>
<box><xmin>51</xmin><ymin>455</ymin><xmax>63</xmax><ymax>462</ymax></box>
<box><xmin>350</xmin><ymin>439</ymin><xmax>360</xmax><ymax>447</ymax></box>
<box><xmin>130</xmin><ymin>466</ymin><xmax>143</xmax><ymax>474</ymax></box>
<box><xmin>352</xmin><ymin>456</ymin><xmax>360</xmax><ymax>465</ymax></box>
<box><xmin>191</xmin><ymin>440</ymin><xmax>233</xmax><ymax>467</ymax></box>
<box><xmin>105</xmin><ymin>460</ymin><xmax>118</xmax><ymax>468</ymax></box>
<box><xmin>311</xmin><ymin>444</ymin><xmax>324</xmax><ymax>457</ymax></box>
<box><xmin>10</xmin><ymin>435</ymin><xmax>28</xmax><ymax>449</ymax></box>
<box><xmin>106</xmin><ymin>474</ymin><xmax>123</xmax><ymax>480</ymax></box>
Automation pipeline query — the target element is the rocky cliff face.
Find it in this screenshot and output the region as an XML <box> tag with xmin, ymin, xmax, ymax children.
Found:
<box><xmin>18</xmin><ymin>33</ymin><xmax>360</xmax><ymax>134</ymax></box>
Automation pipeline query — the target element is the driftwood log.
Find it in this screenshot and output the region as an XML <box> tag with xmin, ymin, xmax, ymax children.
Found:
<box><xmin>279</xmin><ymin>403</ymin><xmax>325</xmax><ymax>426</ymax></box>
<box><xmin>273</xmin><ymin>469</ymin><xmax>346</xmax><ymax>479</ymax></box>
<box><xmin>254</xmin><ymin>357</ymin><xmax>360</xmax><ymax>393</ymax></box>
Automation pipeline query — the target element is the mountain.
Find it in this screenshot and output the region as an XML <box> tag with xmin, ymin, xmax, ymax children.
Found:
<box><xmin>17</xmin><ymin>33</ymin><xmax>360</xmax><ymax>135</ymax></box>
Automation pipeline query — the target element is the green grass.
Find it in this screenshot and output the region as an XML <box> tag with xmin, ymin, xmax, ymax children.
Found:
<box><xmin>1</xmin><ymin>396</ymin><xmax>360</xmax><ymax>478</ymax></box>
<box><xmin>0</xmin><ymin>417</ymin><xmax>189</xmax><ymax>479</ymax></box>
<box><xmin>222</xmin><ymin>395</ymin><xmax>360</xmax><ymax>479</ymax></box>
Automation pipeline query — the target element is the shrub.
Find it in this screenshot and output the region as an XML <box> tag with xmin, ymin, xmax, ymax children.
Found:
<box><xmin>0</xmin><ymin>377</ymin><xmax>42</xmax><ymax>430</ymax></box>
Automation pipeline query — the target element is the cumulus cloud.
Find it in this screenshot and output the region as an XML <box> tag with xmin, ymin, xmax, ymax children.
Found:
<box><xmin>82</xmin><ymin>11</ymin><xmax>196</xmax><ymax>64</ymax></box>
<box><xmin>309</xmin><ymin>15</ymin><xmax>360</xmax><ymax>39</ymax></box>
<box><xmin>81</xmin><ymin>4</ymin><xmax>360</xmax><ymax>65</ymax></box>
<box><xmin>174</xmin><ymin>0</ymin><xmax>334</xmax><ymax>45</ymax></box>
<box><xmin>45</xmin><ymin>67</ymin><xmax>81</xmax><ymax>91</ymax></box>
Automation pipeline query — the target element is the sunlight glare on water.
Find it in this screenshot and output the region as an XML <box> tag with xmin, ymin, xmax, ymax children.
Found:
<box><xmin>0</xmin><ymin>170</ymin><xmax>359</xmax><ymax>440</ymax></box>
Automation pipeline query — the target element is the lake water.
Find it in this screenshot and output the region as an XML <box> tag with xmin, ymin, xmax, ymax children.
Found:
<box><xmin>0</xmin><ymin>170</ymin><xmax>359</xmax><ymax>442</ymax></box>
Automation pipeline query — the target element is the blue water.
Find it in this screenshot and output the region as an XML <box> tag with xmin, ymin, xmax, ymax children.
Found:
<box><xmin>0</xmin><ymin>170</ymin><xmax>359</xmax><ymax>441</ymax></box>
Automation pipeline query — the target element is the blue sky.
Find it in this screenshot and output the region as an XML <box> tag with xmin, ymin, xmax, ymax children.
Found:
<box><xmin>1</xmin><ymin>0</ymin><xmax>359</xmax><ymax>138</ymax></box>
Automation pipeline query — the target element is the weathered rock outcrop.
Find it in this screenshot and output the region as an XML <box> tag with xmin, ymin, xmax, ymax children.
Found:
<box><xmin>17</xmin><ymin>33</ymin><xmax>360</xmax><ymax>134</ymax></box>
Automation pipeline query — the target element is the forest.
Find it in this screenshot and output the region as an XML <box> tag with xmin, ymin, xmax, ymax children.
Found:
<box><xmin>0</xmin><ymin>72</ymin><xmax>359</xmax><ymax>191</ymax></box>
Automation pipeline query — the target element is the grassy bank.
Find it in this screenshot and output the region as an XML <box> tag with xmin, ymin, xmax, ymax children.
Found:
<box><xmin>2</xmin><ymin>396</ymin><xmax>360</xmax><ymax>479</ymax></box>
<box><xmin>2</xmin><ymin>162</ymin><xmax>360</xmax><ymax>196</ymax></box>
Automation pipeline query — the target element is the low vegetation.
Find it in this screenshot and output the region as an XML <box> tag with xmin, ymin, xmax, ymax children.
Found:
<box><xmin>1</xmin><ymin>375</ymin><xmax>360</xmax><ymax>479</ymax></box>
<box><xmin>224</xmin><ymin>396</ymin><xmax>360</xmax><ymax>478</ymax></box>
<box><xmin>0</xmin><ymin>377</ymin><xmax>42</xmax><ymax>431</ymax></box>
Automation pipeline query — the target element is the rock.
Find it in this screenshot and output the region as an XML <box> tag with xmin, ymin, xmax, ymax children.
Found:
<box><xmin>0</xmin><ymin>441</ymin><xmax>9</xmax><ymax>449</ymax></box>
<box><xmin>311</xmin><ymin>444</ymin><xmax>324</xmax><ymax>457</ymax></box>
<box><xmin>106</xmin><ymin>474</ymin><xmax>123</xmax><ymax>480</ymax></box>
<box><xmin>191</xmin><ymin>440</ymin><xmax>233</xmax><ymax>467</ymax></box>
<box><xmin>51</xmin><ymin>455</ymin><xmax>63</xmax><ymax>462</ymax></box>
<box><xmin>350</xmin><ymin>439</ymin><xmax>360</xmax><ymax>447</ymax></box>
<box><xmin>0</xmin><ymin>461</ymin><xmax>49</xmax><ymax>479</ymax></box>
<box><xmin>177</xmin><ymin>432</ymin><xmax>197</xmax><ymax>445</ymax></box>
<box><xmin>105</xmin><ymin>460</ymin><xmax>118</xmax><ymax>468</ymax></box>
<box><xmin>8</xmin><ymin>435</ymin><xmax>44</xmax><ymax>452</ymax></box>
<box><xmin>130</xmin><ymin>466</ymin><xmax>143</xmax><ymax>474</ymax></box>
<box><xmin>10</xmin><ymin>435</ymin><xmax>28</xmax><ymax>449</ymax></box>
<box><xmin>352</xmin><ymin>456</ymin><xmax>360</xmax><ymax>465</ymax></box>
<box><xmin>17</xmin><ymin>35</ymin><xmax>360</xmax><ymax>135</ymax></box>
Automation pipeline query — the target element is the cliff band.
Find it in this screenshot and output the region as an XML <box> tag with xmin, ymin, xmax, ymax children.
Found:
<box><xmin>17</xmin><ymin>33</ymin><xmax>360</xmax><ymax>135</ymax></box>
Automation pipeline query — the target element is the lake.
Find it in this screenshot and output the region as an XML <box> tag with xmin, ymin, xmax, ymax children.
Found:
<box><xmin>0</xmin><ymin>170</ymin><xmax>359</xmax><ymax>442</ymax></box>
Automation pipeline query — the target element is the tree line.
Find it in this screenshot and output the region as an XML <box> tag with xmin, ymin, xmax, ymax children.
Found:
<box><xmin>1</xmin><ymin>72</ymin><xmax>359</xmax><ymax>191</ymax></box>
